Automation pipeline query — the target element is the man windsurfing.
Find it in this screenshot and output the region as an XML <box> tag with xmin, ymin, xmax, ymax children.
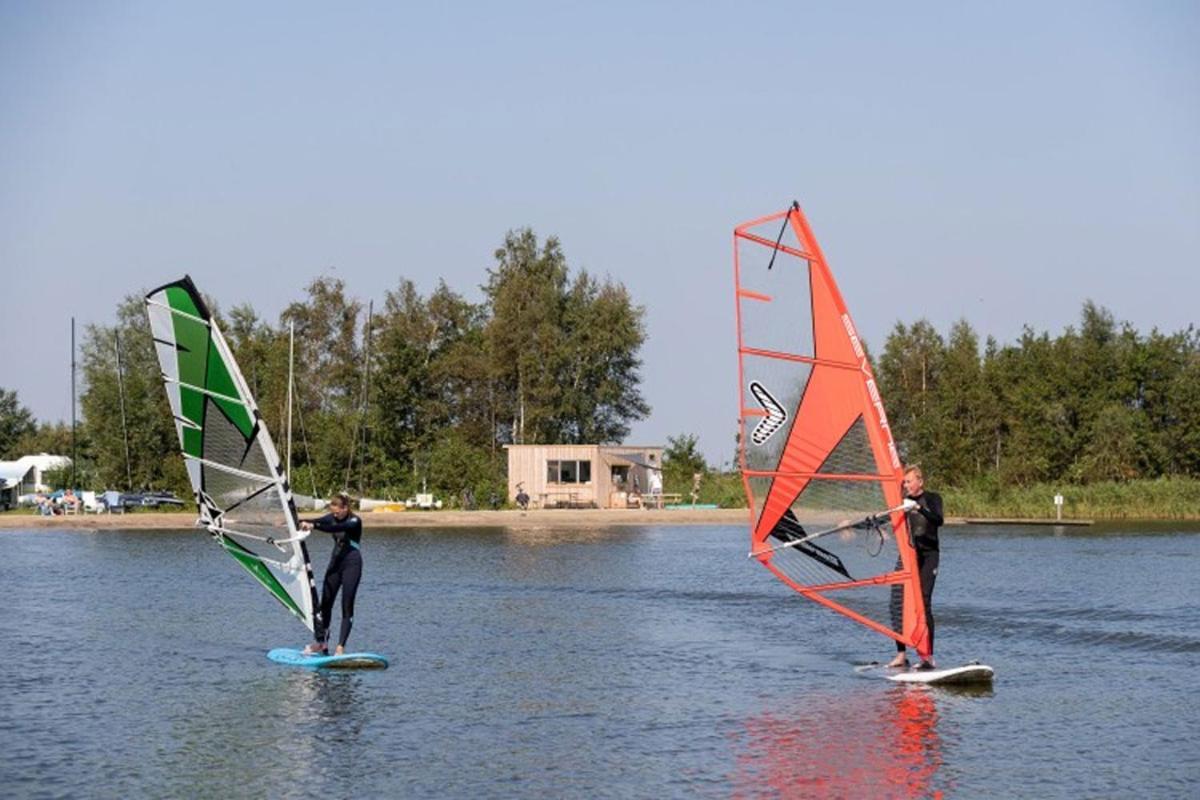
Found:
<box><xmin>887</xmin><ymin>466</ymin><xmax>943</xmax><ymax>670</ymax></box>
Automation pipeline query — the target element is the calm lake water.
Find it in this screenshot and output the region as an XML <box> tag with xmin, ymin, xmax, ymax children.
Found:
<box><xmin>3</xmin><ymin>522</ymin><xmax>1198</xmax><ymax>798</ymax></box>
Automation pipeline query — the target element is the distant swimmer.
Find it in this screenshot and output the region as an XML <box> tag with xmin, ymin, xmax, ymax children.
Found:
<box><xmin>300</xmin><ymin>492</ymin><xmax>364</xmax><ymax>656</ymax></box>
<box><xmin>887</xmin><ymin>466</ymin><xmax>943</xmax><ymax>670</ymax></box>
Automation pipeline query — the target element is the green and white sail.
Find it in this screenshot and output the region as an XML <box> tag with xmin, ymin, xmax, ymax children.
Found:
<box><xmin>145</xmin><ymin>276</ymin><xmax>318</xmax><ymax>631</ymax></box>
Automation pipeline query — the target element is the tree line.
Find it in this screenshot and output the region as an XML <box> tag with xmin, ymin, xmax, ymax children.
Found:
<box><xmin>875</xmin><ymin>301</ymin><xmax>1200</xmax><ymax>487</ymax></box>
<box><xmin>4</xmin><ymin>282</ymin><xmax>1195</xmax><ymax>506</ymax></box>
<box><xmin>1</xmin><ymin>229</ymin><xmax>650</xmax><ymax>504</ymax></box>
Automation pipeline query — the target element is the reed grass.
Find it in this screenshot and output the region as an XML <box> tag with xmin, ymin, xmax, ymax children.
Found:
<box><xmin>942</xmin><ymin>476</ymin><xmax>1200</xmax><ymax>520</ymax></box>
<box><xmin>701</xmin><ymin>473</ymin><xmax>1200</xmax><ymax>520</ymax></box>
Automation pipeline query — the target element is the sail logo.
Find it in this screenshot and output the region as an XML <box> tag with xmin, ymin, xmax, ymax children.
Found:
<box><xmin>748</xmin><ymin>381</ymin><xmax>788</xmax><ymax>445</ymax></box>
<box><xmin>841</xmin><ymin>314</ymin><xmax>901</xmax><ymax>469</ymax></box>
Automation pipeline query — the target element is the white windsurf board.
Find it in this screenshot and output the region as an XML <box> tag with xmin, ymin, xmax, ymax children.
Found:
<box><xmin>855</xmin><ymin>661</ymin><xmax>994</xmax><ymax>685</ymax></box>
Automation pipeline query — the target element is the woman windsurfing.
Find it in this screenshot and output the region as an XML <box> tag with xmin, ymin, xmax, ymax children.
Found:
<box><xmin>300</xmin><ymin>492</ymin><xmax>364</xmax><ymax>656</ymax></box>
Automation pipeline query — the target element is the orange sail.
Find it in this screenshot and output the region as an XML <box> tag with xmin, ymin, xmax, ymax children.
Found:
<box><xmin>734</xmin><ymin>202</ymin><xmax>930</xmax><ymax>659</ymax></box>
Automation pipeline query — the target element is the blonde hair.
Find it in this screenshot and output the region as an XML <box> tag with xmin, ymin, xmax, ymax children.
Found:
<box><xmin>903</xmin><ymin>465</ymin><xmax>924</xmax><ymax>480</ymax></box>
<box><xmin>330</xmin><ymin>492</ymin><xmax>353</xmax><ymax>510</ymax></box>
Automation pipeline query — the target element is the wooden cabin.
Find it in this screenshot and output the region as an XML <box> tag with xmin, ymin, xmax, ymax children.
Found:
<box><xmin>504</xmin><ymin>444</ymin><xmax>666</xmax><ymax>509</ymax></box>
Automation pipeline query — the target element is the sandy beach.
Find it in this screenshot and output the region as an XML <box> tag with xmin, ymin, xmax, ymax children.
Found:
<box><xmin>0</xmin><ymin>508</ymin><xmax>751</xmax><ymax>530</ymax></box>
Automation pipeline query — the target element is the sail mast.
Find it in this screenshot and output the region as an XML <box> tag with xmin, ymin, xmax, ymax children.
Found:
<box><xmin>70</xmin><ymin>317</ymin><xmax>77</xmax><ymax>489</ymax></box>
<box><xmin>286</xmin><ymin>320</ymin><xmax>294</xmax><ymax>482</ymax></box>
<box><xmin>360</xmin><ymin>299</ymin><xmax>373</xmax><ymax>496</ymax></box>
<box><xmin>115</xmin><ymin>329</ymin><xmax>133</xmax><ymax>490</ymax></box>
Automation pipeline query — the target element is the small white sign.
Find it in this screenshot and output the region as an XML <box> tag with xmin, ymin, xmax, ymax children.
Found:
<box><xmin>1054</xmin><ymin>494</ymin><xmax>1064</xmax><ymax>506</ymax></box>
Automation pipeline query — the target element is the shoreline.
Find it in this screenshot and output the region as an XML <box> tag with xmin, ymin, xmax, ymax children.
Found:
<box><xmin>3</xmin><ymin>509</ymin><xmax>1182</xmax><ymax>531</ymax></box>
<box><xmin>0</xmin><ymin>508</ymin><xmax>751</xmax><ymax>530</ymax></box>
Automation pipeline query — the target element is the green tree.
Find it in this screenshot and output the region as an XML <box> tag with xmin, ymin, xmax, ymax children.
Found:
<box><xmin>877</xmin><ymin>319</ymin><xmax>945</xmax><ymax>468</ymax></box>
<box><xmin>483</xmin><ymin>229</ymin><xmax>648</xmax><ymax>447</ymax></box>
<box><xmin>663</xmin><ymin>433</ymin><xmax>707</xmax><ymax>493</ymax></box>
<box><xmin>1077</xmin><ymin>402</ymin><xmax>1147</xmax><ymax>482</ymax></box>
<box><xmin>555</xmin><ymin>272</ymin><xmax>650</xmax><ymax>443</ymax></box>
<box><xmin>0</xmin><ymin>388</ymin><xmax>36</xmax><ymax>459</ymax></box>
<box><xmin>484</xmin><ymin>229</ymin><xmax>570</xmax><ymax>445</ymax></box>
<box><xmin>280</xmin><ymin>277</ymin><xmax>365</xmax><ymax>493</ymax></box>
<box><xmin>1163</xmin><ymin>347</ymin><xmax>1200</xmax><ymax>475</ymax></box>
<box><xmin>425</xmin><ymin>430</ymin><xmax>505</xmax><ymax>505</ymax></box>
<box><xmin>931</xmin><ymin>320</ymin><xmax>989</xmax><ymax>480</ymax></box>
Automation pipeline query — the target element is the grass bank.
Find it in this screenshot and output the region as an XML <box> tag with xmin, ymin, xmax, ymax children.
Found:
<box><xmin>675</xmin><ymin>472</ymin><xmax>1200</xmax><ymax>521</ymax></box>
<box><xmin>941</xmin><ymin>476</ymin><xmax>1200</xmax><ymax>520</ymax></box>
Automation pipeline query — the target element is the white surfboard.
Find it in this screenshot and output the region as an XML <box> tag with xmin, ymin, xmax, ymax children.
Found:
<box><xmin>856</xmin><ymin>661</ymin><xmax>994</xmax><ymax>685</ymax></box>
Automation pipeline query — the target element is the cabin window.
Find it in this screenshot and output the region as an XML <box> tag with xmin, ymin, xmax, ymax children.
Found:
<box><xmin>546</xmin><ymin>459</ymin><xmax>592</xmax><ymax>484</ymax></box>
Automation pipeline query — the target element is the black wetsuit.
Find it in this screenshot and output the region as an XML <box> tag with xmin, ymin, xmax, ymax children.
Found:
<box><xmin>895</xmin><ymin>491</ymin><xmax>944</xmax><ymax>655</ymax></box>
<box><xmin>306</xmin><ymin>512</ymin><xmax>363</xmax><ymax>648</ymax></box>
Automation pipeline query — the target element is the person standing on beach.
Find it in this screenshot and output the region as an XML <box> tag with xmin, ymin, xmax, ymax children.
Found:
<box><xmin>887</xmin><ymin>466</ymin><xmax>944</xmax><ymax>670</ymax></box>
<box><xmin>300</xmin><ymin>492</ymin><xmax>363</xmax><ymax>656</ymax></box>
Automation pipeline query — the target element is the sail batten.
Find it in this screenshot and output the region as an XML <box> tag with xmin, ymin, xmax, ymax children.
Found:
<box><xmin>734</xmin><ymin>204</ymin><xmax>930</xmax><ymax>659</ymax></box>
<box><xmin>146</xmin><ymin>275</ymin><xmax>319</xmax><ymax>632</ymax></box>
<box><xmin>160</xmin><ymin>375</ymin><xmax>258</xmax><ymax>409</ymax></box>
<box><xmin>182</xmin><ymin>454</ymin><xmax>278</xmax><ymax>484</ymax></box>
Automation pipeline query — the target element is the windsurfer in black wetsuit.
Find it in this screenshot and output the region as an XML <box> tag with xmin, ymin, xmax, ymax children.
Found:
<box><xmin>300</xmin><ymin>492</ymin><xmax>363</xmax><ymax>656</ymax></box>
<box><xmin>888</xmin><ymin>466</ymin><xmax>943</xmax><ymax>670</ymax></box>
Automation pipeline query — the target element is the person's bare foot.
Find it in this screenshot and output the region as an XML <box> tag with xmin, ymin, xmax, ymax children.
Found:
<box><xmin>335</xmin><ymin>645</ymin><xmax>345</xmax><ymax>656</ymax></box>
<box><xmin>886</xmin><ymin>653</ymin><xmax>909</xmax><ymax>668</ymax></box>
<box><xmin>302</xmin><ymin>642</ymin><xmax>328</xmax><ymax>656</ymax></box>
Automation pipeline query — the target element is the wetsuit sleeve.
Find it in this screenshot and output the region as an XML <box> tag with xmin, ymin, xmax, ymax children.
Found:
<box><xmin>309</xmin><ymin>514</ymin><xmax>358</xmax><ymax>544</ymax></box>
<box><xmin>913</xmin><ymin>492</ymin><xmax>944</xmax><ymax>527</ymax></box>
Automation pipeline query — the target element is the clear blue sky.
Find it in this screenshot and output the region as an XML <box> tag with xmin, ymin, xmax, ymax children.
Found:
<box><xmin>2</xmin><ymin>1</ymin><xmax>1196</xmax><ymax>465</ymax></box>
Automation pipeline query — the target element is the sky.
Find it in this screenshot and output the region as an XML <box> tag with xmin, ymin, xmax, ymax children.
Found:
<box><xmin>1</xmin><ymin>1</ymin><xmax>1197</xmax><ymax>465</ymax></box>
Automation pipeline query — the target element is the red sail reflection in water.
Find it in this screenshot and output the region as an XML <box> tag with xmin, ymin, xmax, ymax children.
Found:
<box><xmin>731</xmin><ymin>685</ymin><xmax>945</xmax><ymax>799</ymax></box>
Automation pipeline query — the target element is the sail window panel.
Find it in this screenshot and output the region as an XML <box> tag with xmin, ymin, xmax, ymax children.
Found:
<box><xmin>203</xmin><ymin>462</ymin><xmax>274</xmax><ymax>510</ymax></box>
<box><xmin>224</xmin><ymin>483</ymin><xmax>289</xmax><ymax>523</ymax></box>
<box><xmin>791</xmin><ymin>476</ymin><xmax>889</xmax><ymax>524</ymax></box>
<box><xmin>740</xmin><ymin>353</ymin><xmax>812</xmax><ymax>473</ymax></box>
<box><xmin>205</xmin><ymin>339</ymin><xmax>254</xmax><ymax>436</ymax></box>
<box><xmin>818</xmin><ymin>417</ymin><xmax>881</xmax><ymax>477</ymax></box>
<box><xmin>771</xmin><ymin>477</ymin><xmax>902</xmax><ymax>592</ymax></box>
<box><xmin>736</xmin><ymin>237</ymin><xmax>815</xmax><ymax>358</ymax></box>
<box><xmin>829</xmin><ymin>584</ymin><xmax>906</xmax><ymax>638</ymax></box>
<box><xmin>202</xmin><ymin>396</ymin><xmax>272</xmax><ymax>477</ymax></box>
<box><xmin>768</xmin><ymin>530</ymin><xmax>900</xmax><ymax>593</ymax></box>
<box><xmin>770</xmin><ymin>549</ymin><xmax>905</xmax><ymax>638</ymax></box>
<box><xmin>745</xmin><ymin>475</ymin><xmax>773</xmax><ymax>530</ymax></box>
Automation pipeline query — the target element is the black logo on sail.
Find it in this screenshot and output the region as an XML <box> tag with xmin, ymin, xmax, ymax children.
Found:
<box><xmin>748</xmin><ymin>381</ymin><xmax>787</xmax><ymax>445</ymax></box>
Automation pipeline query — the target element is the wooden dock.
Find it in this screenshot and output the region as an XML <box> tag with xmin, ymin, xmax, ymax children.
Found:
<box><xmin>955</xmin><ymin>517</ymin><xmax>1094</xmax><ymax>526</ymax></box>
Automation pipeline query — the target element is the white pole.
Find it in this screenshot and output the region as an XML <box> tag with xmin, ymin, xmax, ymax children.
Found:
<box><xmin>286</xmin><ymin>321</ymin><xmax>294</xmax><ymax>482</ymax></box>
